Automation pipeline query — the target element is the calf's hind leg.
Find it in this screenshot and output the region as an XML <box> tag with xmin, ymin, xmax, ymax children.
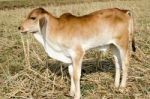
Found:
<box><xmin>111</xmin><ymin>45</ymin><xmax>121</xmax><ymax>88</ymax></box>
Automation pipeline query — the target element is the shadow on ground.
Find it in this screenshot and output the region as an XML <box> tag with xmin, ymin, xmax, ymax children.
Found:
<box><xmin>35</xmin><ymin>57</ymin><xmax>115</xmax><ymax>78</ymax></box>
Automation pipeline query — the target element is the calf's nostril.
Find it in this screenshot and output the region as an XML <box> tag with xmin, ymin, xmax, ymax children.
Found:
<box><xmin>18</xmin><ymin>26</ymin><xmax>21</xmax><ymax>30</ymax></box>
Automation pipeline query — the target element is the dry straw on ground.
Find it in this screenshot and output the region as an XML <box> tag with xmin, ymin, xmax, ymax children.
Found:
<box><xmin>0</xmin><ymin>0</ymin><xmax>150</xmax><ymax>99</ymax></box>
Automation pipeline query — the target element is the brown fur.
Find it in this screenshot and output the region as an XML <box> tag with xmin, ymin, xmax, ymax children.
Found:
<box><xmin>19</xmin><ymin>8</ymin><xmax>135</xmax><ymax>99</ymax></box>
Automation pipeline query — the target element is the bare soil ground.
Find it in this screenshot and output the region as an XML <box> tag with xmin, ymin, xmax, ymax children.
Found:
<box><xmin>0</xmin><ymin>0</ymin><xmax>150</xmax><ymax>99</ymax></box>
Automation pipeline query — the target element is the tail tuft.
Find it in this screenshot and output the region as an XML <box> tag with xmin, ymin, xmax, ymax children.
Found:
<box><xmin>132</xmin><ymin>38</ymin><xmax>136</xmax><ymax>52</ymax></box>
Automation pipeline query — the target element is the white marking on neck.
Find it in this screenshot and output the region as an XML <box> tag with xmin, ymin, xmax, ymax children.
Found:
<box><xmin>33</xmin><ymin>32</ymin><xmax>72</xmax><ymax>63</ymax></box>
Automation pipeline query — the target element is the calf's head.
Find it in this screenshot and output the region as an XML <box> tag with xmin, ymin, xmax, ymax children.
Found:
<box><xmin>18</xmin><ymin>8</ymin><xmax>48</xmax><ymax>34</ymax></box>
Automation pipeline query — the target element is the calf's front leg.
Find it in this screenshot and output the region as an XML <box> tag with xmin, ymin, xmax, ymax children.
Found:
<box><xmin>69</xmin><ymin>47</ymin><xmax>85</xmax><ymax>99</ymax></box>
<box><xmin>68</xmin><ymin>65</ymin><xmax>75</xmax><ymax>96</ymax></box>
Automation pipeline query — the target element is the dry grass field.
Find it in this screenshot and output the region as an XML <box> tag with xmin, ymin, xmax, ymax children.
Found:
<box><xmin>0</xmin><ymin>0</ymin><xmax>150</xmax><ymax>99</ymax></box>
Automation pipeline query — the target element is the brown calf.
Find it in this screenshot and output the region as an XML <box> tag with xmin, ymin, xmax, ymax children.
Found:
<box><xmin>19</xmin><ymin>8</ymin><xmax>135</xmax><ymax>99</ymax></box>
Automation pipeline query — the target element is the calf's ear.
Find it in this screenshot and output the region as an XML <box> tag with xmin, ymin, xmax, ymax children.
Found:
<box><xmin>39</xmin><ymin>17</ymin><xmax>47</xmax><ymax>32</ymax></box>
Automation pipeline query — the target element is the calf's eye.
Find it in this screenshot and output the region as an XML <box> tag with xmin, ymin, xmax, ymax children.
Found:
<box><xmin>30</xmin><ymin>17</ymin><xmax>36</xmax><ymax>20</ymax></box>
